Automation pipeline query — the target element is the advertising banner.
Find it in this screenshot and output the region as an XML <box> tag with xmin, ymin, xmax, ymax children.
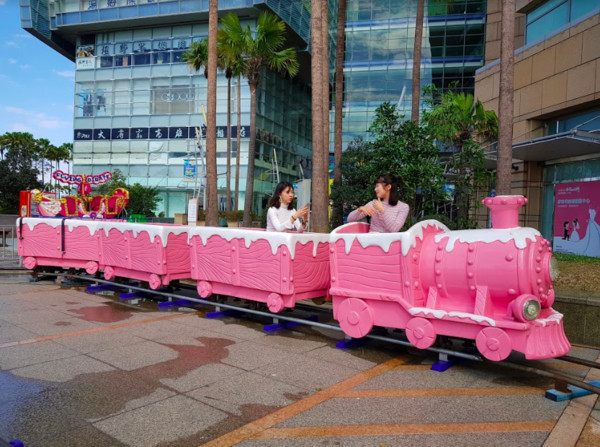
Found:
<box><xmin>553</xmin><ymin>180</ymin><xmax>600</xmax><ymax>258</ymax></box>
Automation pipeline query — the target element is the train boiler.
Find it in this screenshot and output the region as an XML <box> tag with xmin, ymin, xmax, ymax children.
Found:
<box><xmin>188</xmin><ymin>227</ymin><xmax>330</xmax><ymax>313</ymax></box>
<box><xmin>329</xmin><ymin>195</ymin><xmax>570</xmax><ymax>361</ymax></box>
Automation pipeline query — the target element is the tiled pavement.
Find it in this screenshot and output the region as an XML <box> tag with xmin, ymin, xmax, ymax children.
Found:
<box><xmin>0</xmin><ymin>273</ymin><xmax>599</xmax><ymax>447</ymax></box>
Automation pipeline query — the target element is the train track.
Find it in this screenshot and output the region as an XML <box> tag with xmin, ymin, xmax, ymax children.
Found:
<box><xmin>32</xmin><ymin>270</ymin><xmax>600</xmax><ymax>396</ymax></box>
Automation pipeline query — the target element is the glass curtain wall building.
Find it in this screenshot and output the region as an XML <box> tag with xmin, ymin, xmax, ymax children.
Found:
<box><xmin>340</xmin><ymin>0</ymin><xmax>487</xmax><ymax>147</ymax></box>
<box><xmin>21</xmin><ymin>0</ymin><xmax>487</xmax><ymax>214</ymax></box>
<box><xmin>20</xmin><ymin>0</ymin><xmax>322</xmax><ymax>217</ymax></box>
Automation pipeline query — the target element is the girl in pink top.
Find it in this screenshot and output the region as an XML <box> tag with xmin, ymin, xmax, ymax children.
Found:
<box><xmin>347</xmin><ymin>174</ymin><xmax>409</xmax><ymax>232</ymax></box>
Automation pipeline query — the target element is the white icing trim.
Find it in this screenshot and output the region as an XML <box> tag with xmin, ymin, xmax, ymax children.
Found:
<box><xmin>187</xmin><ymin>227</ymin><xmax>330</xmax><ymax>258</ymax></box>
<box><xmin>435</xmin><ymin>227</ymin><xmax>541</xmax><ymax>251</ymax></box>
<box><xmin>95</xmin><ymin>221</ymin><xmax>190</xmax><ymax>247</ymax></box>
<box><xmin>19</xmin><ymin>217</ymin><xmax>101</xmax><ymax>236</ymax></box>
<box><xmin>409</xmin><ymin>307</ymin><xmax>497</xmax><ymax>326</ymax></box>
<box><xmin>534</xmin><ymin>311</ymin><xmax>563</xmax><ymax>327</ymax></box>
<box><xmin>330</xmin><ymin>220</ymin><xmax>450</xmax><ymax>256</ymax></box>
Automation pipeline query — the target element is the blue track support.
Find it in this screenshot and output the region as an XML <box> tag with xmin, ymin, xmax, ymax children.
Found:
<box><xmin>431</xmin><ymin>353</ymin><xmax>459</xmax><ymax>372</ymax></box>
<box><xmin>29</xmin><ymin>276</ymin><xmax>54</xmax><ymax>283</ymax></box>
<box><xmin>119</xmin><ymin>292</ymin><xmax>145</xmax><ymax>301</ymax></box>
<box><xmin>205</xmin><ymin>309</ymin><xmax>243</xmax><ymax>319</ymax></box>
<box><xmin>86</xmin><ymin>284</ymin><xmax>116</xmax><ymax>293</ymax></box>
<box><xmin>10</xmin><ymin>440</ymin><xmax>24</xmax><ymax>447</ymax></box>
<box><xmin>336</xmin><ymin>338</ymin><xmax>367</xmax><ymax>349</ymax></box>
<box><xmin>545</xmin><ymin>380</ymin><xmax>600</xmax><ymax>402</ymax></box>
<box><xmin>158</xmin><ymin>299</ymin><xmax>194</xmax><ymax>309</ymax></box>
<box><xmin>263</xmin><ymin>314</ymin><xmax>318</xmax><ymax>332</ymax></box>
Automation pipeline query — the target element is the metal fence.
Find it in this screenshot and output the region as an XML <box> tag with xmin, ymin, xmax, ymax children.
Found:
<box><xmin>0</xmin><ymin>224</ymin><xmax>22</xmax><ymax>270</ymax></box>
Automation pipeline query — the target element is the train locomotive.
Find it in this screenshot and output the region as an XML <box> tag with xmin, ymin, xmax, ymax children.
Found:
<box><xmin>16</xmin><ymin>195</ymin><xmax>571</xmax><ymax>361</ymax></box>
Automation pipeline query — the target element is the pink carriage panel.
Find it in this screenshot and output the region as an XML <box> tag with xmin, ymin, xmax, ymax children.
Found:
<box><xmin>188</xmin><ymin>227</ymin><xmax>330</xmax><ymax>296</ymax></box>
<box><xmin>329</xmin><ymin>221</ymin><xmax>448</xmax><ymax>305</ymax></box>
<box><xmin>291</xmin><ymin>240</ymin><xmax>330</xmax><ymax>293</ymax></box>
<box><xmin>97</xmin><ymin>222</ymin><xmax>190</xmax><ymax>275</ymax></box>
<box><xmin>18</xmin><ymin>218</ymin><xmax>100</xmax><ymax>262</ymax></box>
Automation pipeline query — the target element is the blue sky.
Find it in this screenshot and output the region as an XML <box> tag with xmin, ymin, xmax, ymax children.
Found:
<box><xmin>0</xmin><ymin>1</ymin><xmax>75</xmax><ymax>146</ymax></box>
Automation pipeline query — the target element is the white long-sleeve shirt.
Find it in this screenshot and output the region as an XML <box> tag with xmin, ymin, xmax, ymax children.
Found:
<box><xmin>266</xmin><ymin>206</ymin><xmax>303</xmax><ymax>232</ymax></box>
<box><xmin>347</xmin><ymin>199</ymin><xmax>409</xmax><ymax>232</ymax></box>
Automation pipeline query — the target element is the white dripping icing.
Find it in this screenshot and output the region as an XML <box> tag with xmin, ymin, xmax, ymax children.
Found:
<box><xmin>330</xmin><ymin>220</ymin><xmax>450</xmax><ymax>255</ymax></box>
<box><xmin>19</xmin><ymin>217</ymin><xmax>101</xmax><ymax>236</ymax></box>
<box><xmin>95</xmin><ymin>221</ymin><xmax>190</xmax><ymax>247</ymax></box>
<box><xmin>435</xmin><ymin>227</ymin><xmax>540</xmax><ymax>252</ymax></box>
<box><xmin>534</xmin><ymin>310</ymin><xmax>563</xmax><ymax>327</ymax></box>
<box><xmin>187</xmin><ymin>227</ymin><xmax>330</xmax><ymax>258</ymax></box>
<box><xmin>409</xmin><ymin>307</ymin><xmax>497</xmax><ymax>327</ymax></box>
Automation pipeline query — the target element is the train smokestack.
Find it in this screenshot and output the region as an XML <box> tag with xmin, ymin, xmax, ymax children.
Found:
<box><xmin>482</xmin><ymin>195</ymin><xmax>527</xmax><ymax>229</ymax></box>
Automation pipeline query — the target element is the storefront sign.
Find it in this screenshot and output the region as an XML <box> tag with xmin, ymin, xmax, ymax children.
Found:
<box><xmin>553</xmin><ymin>180</ymin><xmax>600</xmax><ymax>258</ymax></box>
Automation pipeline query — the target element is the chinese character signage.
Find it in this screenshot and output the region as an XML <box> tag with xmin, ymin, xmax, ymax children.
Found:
<box><xmin>553</xmin><ymin>180</ymin><xmax>600</xmax><ymax>258</ymax></box>
<box><xmin>74</xmin><ymin>126</ymin><xmax>250</xmax><ymax>141</ymax></box>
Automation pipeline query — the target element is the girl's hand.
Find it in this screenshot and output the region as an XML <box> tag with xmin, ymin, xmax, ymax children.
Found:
<box><xmin>359</xmin><ymin>206</ymin><xmax>376</xmax><ymax>216</ymax></box>
<box><xmin>373</xmin><ymin>198</ymin><xmax>385</xmax><ymax>213</ymax></box>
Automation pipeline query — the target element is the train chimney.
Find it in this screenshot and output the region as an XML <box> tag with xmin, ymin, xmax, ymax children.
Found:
<box><xmin>482</xmin><ymin>195</ymin><xmax>527</xmax><ymax>229</ymax></box>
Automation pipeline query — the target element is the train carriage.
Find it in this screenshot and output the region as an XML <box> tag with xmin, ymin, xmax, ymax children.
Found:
<box><xmin>17</xmin><ymin>217</ymin><xmax>102</xmax><ymax>274</ymax></box>
<box><xmin>188</xmin><ymin>227</ymin><xmax>330</xmax><ymax>313</ymax></box>
<box><xmin>96</xmin><ymin>221</ymin><xmax>191</xmax><ymax>289</ymax></box>
<box><xmin>329</xmin><ymin>196</ymin><xmax>571</xmax><ymax>361</ymax></box>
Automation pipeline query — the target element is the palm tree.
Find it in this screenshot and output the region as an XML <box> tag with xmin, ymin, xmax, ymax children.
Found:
<box><xmin>218</xmin><ymin>24</ymin><xmax>246</xmax><ymax>212</ymax></box>
<box><xmin>310</xmin><ymin>0</ymin><xmax>328</xmax><ymax>232</ymax></box>
<box><xmin>204</xmin><ymin>0</ymin><xmax>219</xmax><ymax>227</ymax></box>
<box><xmin>497</xmin><ymin>0</ymin><xmax>516</xmax><ymax>195</ymax></box>
<box><xmin>423</xmin><ymin>87</ymin><xmax>498</xmax><ymax>226</ymax></box>
<box><xmin>181</xmin><ymin>39</ymin><xmax>209</xmax><ymax>78</ymax></box>
<box><xmin>411</xmin><ymin>0</ymin><xmax>425</xmax><ymax>124</ymax></box>
<box><xmin>219</xmin><ymin>12</ymin><xmax>299</xmax><ymax>226</ymax></box>
<box><xmin>332</xmin><ymin>0</ymin><xmax>347</xmax><ymax>228</ymax></box>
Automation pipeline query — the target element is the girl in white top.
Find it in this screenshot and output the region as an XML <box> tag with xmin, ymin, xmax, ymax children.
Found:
<box><xmin>266</xmin><ymin>181</ymin><xmax>309</xmax><ymax>232</ymax></box>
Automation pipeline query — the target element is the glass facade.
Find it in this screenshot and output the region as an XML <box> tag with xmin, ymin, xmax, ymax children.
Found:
<box><xmin>339</xmin><ymin>0</ymin><xmax>486</xmax><ymax>148</ymax></box>
<box><xmin>525</xmin><ymin>0</ymin><xmax>600</xmax><ymax>45</ymax></box>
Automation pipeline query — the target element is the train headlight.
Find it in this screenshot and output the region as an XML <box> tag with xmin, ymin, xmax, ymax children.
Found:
<box><xmin>511</xmin><ymin>294</ymin><xmax>541</xmax><ymax>322</ymax></box>
<box><xmin>522</xmin><ymin>299</ymin><xmax>541</xmax><ymax>321</ymax></box>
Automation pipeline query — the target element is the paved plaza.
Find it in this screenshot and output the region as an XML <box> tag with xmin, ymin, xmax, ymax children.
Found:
<box><xmin>0</xmin><ymin>272</ymin><xmax>599</xmax><ymax>446</ymax></box>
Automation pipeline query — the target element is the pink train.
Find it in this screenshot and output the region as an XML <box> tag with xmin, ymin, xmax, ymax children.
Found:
<box><xmin>16</xmin><ymin>195</ymin><xmax>570</xmax><ymax>361</ymax></box>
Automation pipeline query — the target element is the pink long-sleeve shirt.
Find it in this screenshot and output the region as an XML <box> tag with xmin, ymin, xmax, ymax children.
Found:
<box><xmin>347</xmin><ymin>199</ymin><xmax>409</xmax><ymax>233</ymax></box>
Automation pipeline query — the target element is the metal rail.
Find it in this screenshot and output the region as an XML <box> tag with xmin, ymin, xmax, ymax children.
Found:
<box><xmin>62</xmin><ymin>273</ymin><xmax>483</xmax><ymax>362</ymax></box>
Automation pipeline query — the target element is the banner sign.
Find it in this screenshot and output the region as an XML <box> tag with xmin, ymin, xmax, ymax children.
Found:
<box><xmin>553</xmin><ymin>180</ymin><xmax>600</xmax><ymax>258</ymax></box>
<box><xmin>53</xmin><ymin>170</ymin><xmax>113</xmax><ymax>185</ymax></box>
<box><xmin>183</xmin><ymin>160</ymin><xmax>196</xmax><ymax>182</ymax></box>
<box><xmin>74</xmin><ymin>126</ymin><xmax>249</xmax><ymax>141</ymax></box>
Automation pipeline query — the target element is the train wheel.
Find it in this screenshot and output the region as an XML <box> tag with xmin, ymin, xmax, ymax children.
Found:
<box><xmin>149</xmin><ymin>274</ymin><xmax>162</xmax><ymax>290</ymax></box>
<box><xmin>23</xmin><ymin>257</ymin><xmax>37</xmax><ymax>270</ymax></box>
<box><xmin>338</xmin><ymin>298</ymin><xmax>374</xmax><ymax>338</ymax></box>
<box><xmin>266</xmin><ymin>293</ymin><xmax>285</xmax><ymax>313</ymax></box>
<box><xmin>197</xmin><ymin>280</ymin><xmax>213</xmax><ymax>298</ymax></box>
<box><xmin>476</xmin><ymin>327</ymin><xmax>512</xmax><ymax>361</ymax></box>
<box><xmin>406</xmin><ymin>317</ymin><xmax>437</xmax><ymax>349</ymax></box>
<box><xmin>104</xmin><ymin>266</ymin><xmax>115</xmax><ymax>281</ymax></box>
<box><xmin>85</xmin><ymin>261</ymin><xmax>99</xmax><ymax>275</ymax></box>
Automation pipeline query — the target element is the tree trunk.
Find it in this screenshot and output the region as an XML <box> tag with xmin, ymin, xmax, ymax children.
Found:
<box><xmin>411</xmin><ymin>0</ymin><xmax>424</xmax><ymax>124</ymax></box>
<box><xmin>242</xmin><ymin>82</ymin><xmax>258</xmax><ymax>227</ymax></box>
<box><xmin>332</xmin><ymin>0</ymin><xmax>346</xmax><ymax>228</ymax></box>
<box><xmin>311</xmin><ymin>0</ymin><xmax>327</xmax><ymax>233</ymax></box>
<box><xmin>205</xmin><ymin>0</ymin><xmax>219</xmax><ymax>227</ymax></box>
<box><xmin>322</xmin><ymin>0</ymin><xmax>330</xmax><ymax>227</ymax></box>
<box><xmin>497</xmin><ymin>0</ymin><xmax>516</xmax><ymax>195</ymax></box>
<box><xmin>226</xmin><ymin>72</ymin><xmax>232</xmax><ymax>211</ymax></box>
<box><xmin>234</xmin><ymin>75</ymin><xmax>242</xmax><ymax>211</ymax></box>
